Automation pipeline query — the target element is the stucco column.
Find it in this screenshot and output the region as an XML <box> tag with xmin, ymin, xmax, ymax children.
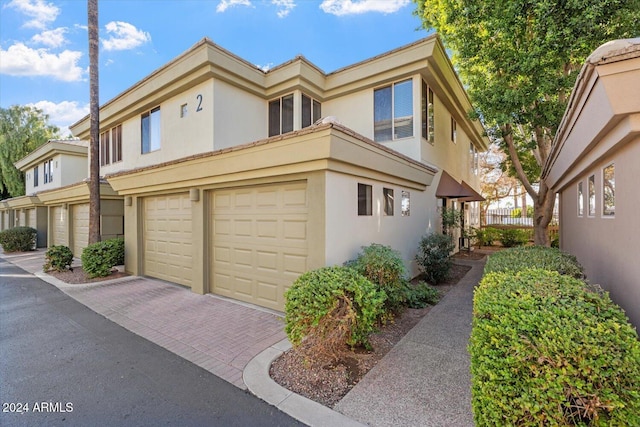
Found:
<box><xmin>124</xmin><ymin>197</ymin><xmax>140</xmax><ymax>276</ymax></box>
<box><xmin>190</xmin><ymin>188</ymin><xmax>206</xmax><ymax>295</ymax></box>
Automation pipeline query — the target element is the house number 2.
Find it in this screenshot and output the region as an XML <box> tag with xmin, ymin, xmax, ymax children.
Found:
<box><xmin>196</xmin><ymin>94</ymin><xmax>203</xmax><ymax>112</ymax></box>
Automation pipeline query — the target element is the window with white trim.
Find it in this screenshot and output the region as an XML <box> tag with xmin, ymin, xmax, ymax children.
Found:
<box><xmin>33</xmin><ymin>166</ymin><xmax>39</xmax><ymax>187</ymax></box>
<box><xmin>603</xmin><ymin>163</ymin><xmax>615</xmax><ymax>217</ymax></box>
<box><xmin>112</xmin><ymin>125</ymin><xmax>122</xmax><ymax>163</ymax></box>
<box><xmin>374</xmin><ymin>79</ymin><xmax>413</xmax><ymax>142</ymax></box>
<box><xmin>588</xmin><ymin>175</ymin><xmax>595</xmax><ymax>217</ymax></box>
<box><xmin>268</xmin><ymin>94</ymin><xmax>294</xmax><ymax>137</ymax></box>
<box><xmin>100</xmin><ymin>129</ymin><xmax>110</xmax><ymax>166</ymax></box>
<box><xmin>141</xmin><ymin>107</ymin><xmax>161</xmax><ymax>154</ymax></box>
<box><xmin>401</xmin><ymin>191</ymin><xmax>410</xmax><ymax>216</ymax></box>
<box><xmin>383</xmin><ymin>188</ymin><xmax>394</xmax><ymax>216</ymax></box>
<box><xmin>577</xmin><ymin>181</ymin><xmax>583</xmax><ymax>217</ymax></box>
<box><xmin>302</xmin><ymin>94</ymin><xmax>321</xmax><ymax>128</ymax></box>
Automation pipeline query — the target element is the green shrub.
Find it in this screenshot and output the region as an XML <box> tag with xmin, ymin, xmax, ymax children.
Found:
<box><xmin>470</xmin><ymin>269</ymin><xmax>640</xmax><ymax>426</ymax></box>
<box><xmin>415</xmin><ymin>233</ymin><xmax>455</xmax><ymax>285</ymax></box>
<box><xmin>484</xmin><ymin>246</ymin><xmax>584</xmax><ymax>278</ymax></box>
<box><xmin>498</xmin><ymin>228</ymin><xmax>529</xmax><ymax>247</ymax></box>
<box><xmin>81</xmin><ymin>238</ymin><xmax>124</xmax><ymax>278</ymax></box>
<box><xmin>43</xmin><ymin>245</ymin><xmax>74</xmax><ymax>272</ymax></box>
<box><xmin>402</xmin><ymin>280</ymin><xmax>440</xmax><ymax>308</ymax></box>
<box><xmin>474</xmin><ymin>227</ymin><xmax>500</xmax><ymax>247</ymax></box>
<box><xmin>284</xmin><ymin>266</ymin><xmax>386</xmax><ymax>350</ymax></box>
<box><xmin>551</xmin><ymin>235</ymin><xmax>560</xmax><ymax>248</ymax></box>
<box><xmin>0</xmin><ymin>226</ymin><xmax>37</xmax><ymax>252</ymax></box>
<box><xmin>345</xmin><ymin>243</ymin><xmax>406</xmax><ymax>311</ymax></box>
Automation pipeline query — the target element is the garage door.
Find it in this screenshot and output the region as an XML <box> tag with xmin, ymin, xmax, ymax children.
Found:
<box><xmin>51</xmin><ymin>206</ymin><xmax>68</xmax><ymax>246</ymax></box>
<box><xmin>72</xmin><ymin>204</ymin><xmax>89</xmax><ymax>257</ymax></box>
<box><xmin>27</xmin><ymin>208</ymin><xmax>36</xmax><ymax>228</ymax></box>
<box><xmin>210</xmin><ymin>182</ymin><xmax>308</xmax><ymax>311</ymax></box>
<box><xmin>143</xmin><ymin>194</ymin><xmax>192</xmax><ymax>287</ymax></box>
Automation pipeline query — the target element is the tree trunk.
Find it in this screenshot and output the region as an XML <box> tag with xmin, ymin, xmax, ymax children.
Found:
<box><xmin>88</xmin><ymin>0</ymin><xmax>100</xmax><ymax>244</ymax></box>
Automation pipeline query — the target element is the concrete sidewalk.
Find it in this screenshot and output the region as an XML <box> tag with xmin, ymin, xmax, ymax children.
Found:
<box><xmin>1</xmin><ymin>248</ymin><xmax>484</xmax><ymax>426</ymax></box>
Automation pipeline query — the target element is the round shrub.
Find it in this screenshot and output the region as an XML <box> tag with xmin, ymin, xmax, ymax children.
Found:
<box><xmin>284</xmin><ymin>266</ymin><xmax>386</xmax><ymax>350</ymax></box>
<box><xmin>345</xmin><ymin>243</ymin><xmax>406</xmax><ymax>311</ymax></box>
<box><xmin>474</xmin><ymin>227</ymin><xmax>500</xmax><ymax>247</ymax></box>
<box><xmin>498</xmin><ymin>228</ymin><xmax>529</xmax><ymax>247</ymax></box>
<box><xmin>0</xmin><ymin>226</ymin><xmax>37</xmax><ymax>252</ymax></box>
<box><xmin>402</xmin><ymin>280</ymin><xmax>440</xmax><ymax>308</ymax></box>
<box><xmin>484</xmin><ymin>246</ymin><xmax>584</xmax><ymax>278</ymax></box>
<box><xmin>471</xmin><ymin>269</ymin><xmax>640</xmax><ymax>426</ymax></box>
<box><xmin>81</xmin><ymin>238</ymin><xmax>124</xmax><ymax>278</ymax></box>
<box><xmin>415</xmin><ymin>232</ymin><xmax>455</xmax><ymax>285</ymax></box>
<box><xmin>43</xmin><ymin>245</ymin><xmax>74</xmax><ymax>272</ymax></box>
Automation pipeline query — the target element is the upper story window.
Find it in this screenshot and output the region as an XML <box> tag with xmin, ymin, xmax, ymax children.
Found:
<box><xmin>112</xmin><ymin>125</ymin><xmax>122</xmax><ymax>163</ymax></box>
<box><xmin>100</xmin><ymin>129</ymin><xmax>110</xmax><ymax>166</ymax></box>
<box><xmin>33</xmin><ymin>166</ymin><xmax>39</xmax><ymax>187</ymax></box>
<box><xmin>603</xmin><ymin>163</ymin><xmax>615</xmax><ymax>217</ymax></box>
<box><xmin>43</xmin><ymin>159</ymin><xmax>53</xmax><ymax>184</ymax></box>
<box><xmin>421</xmin><ymin>81</ymin><xmax>434</xmax><ymax>143</ymax></box>
<box><xmin>469</xmin><ymin>143</ymin><xmax>479</xmax><ymax>176</ymax></box>
<box><xmin>302</xmin><ymin>94</ymin><xmax>321</xmax><ymax>128</ymax></box>
<box><xmin>577</xmin><ymin>181</ymin><xmax>584</xmax><ymax>217</ymax></box>
<box><xmin>450</xmin><ymin>117</ymin><xmax>457</xmax><ymax>143</ymax></box>
<box><xmin>269</xmin><ymin>94</ymin><xmax>294</xmax><ymax>137</ymax></box>
<box><xmin>141</xmin><ymin>107</ymin><xmax>161</xmax><ymax>154</ymax></box>
<box><xmin>588</xmin><ymin>175</ymin><xmax>595</xmax><ymax>217</ymax></box>
<box><xmin>374</xmin><ymin>79</ymin><xmax>413</xmax><ymax>142</ymax></box>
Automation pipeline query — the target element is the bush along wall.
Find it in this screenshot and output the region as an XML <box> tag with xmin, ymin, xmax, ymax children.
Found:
<box><xmin>81</xmin><ymin>238</ymin><xmax>125</xmax><ymax>278</ymax></box>
<box><xmin>484</xmin><ymin>246</ymin><xmax>585</xmax><ymax>279</ymax></box>
<box><xmin>470</xmin><ymin>269</ymin><xmax>640</xmax><ymax>426</ymax></box>
<box><xmin>0</xmin><ymin>226</ymin><xmax>37</xmax><ymax>252</ymax></box>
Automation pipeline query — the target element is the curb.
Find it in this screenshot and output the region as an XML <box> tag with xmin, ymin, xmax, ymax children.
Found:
<box><xmin>244</xmin><ymin>339</ymin><xmax>366</xmax><ymax>427</ymax></box>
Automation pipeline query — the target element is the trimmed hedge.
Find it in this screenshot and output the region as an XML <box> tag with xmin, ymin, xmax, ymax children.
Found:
<box><xmin>284</xmin><ymin>266</ymin><xmax>386</xmax><ymax>349</ymax></box>
<box><xmin>470</xmin><ymin>269</ymin><xmax>640</xmax><ymax>426</ymax></box>
<box><xmin>43</xmin><ymin>245</ymin><xmax>74</xmax><ymax>272</ymax></box>
<box><xmin>81</xmin><ymin>238</ymin><xmax>124</xmax><ymax>278</ymax></box>
<box><xmin>474</xmin><ymin>227</ymin><xmax>500</xmax><ymax>247</ymax></box>
<box><xmin>345</xmin><ymin>243</ymin><xmax>406</xmax><ymax>312</ymax></box>
<box><xmin>498</xmin><ymin>227</ymin><xmax>529</xmax><ymax>247</ymax></box>
<box><xmin>484</xmin><ymin>246</ymin><xmax>584</xmax><ymax>279</ymax></box>
<box><xmin>0</xmin><ymin>226</ymin><xmax>37</xmax><ymax>252</ymax></box>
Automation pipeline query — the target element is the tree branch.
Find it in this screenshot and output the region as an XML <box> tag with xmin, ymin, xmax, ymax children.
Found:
<box><xmin>502</xmin><ymin>123</ymin><xmax>538</xmax><ymax>198</ymax></box>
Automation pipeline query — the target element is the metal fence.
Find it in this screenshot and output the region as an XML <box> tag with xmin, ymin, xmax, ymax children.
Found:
<box><xmin>483</xmin><ymin>208</ymin><xmax>558</xmax><ymax>226</ymax></box>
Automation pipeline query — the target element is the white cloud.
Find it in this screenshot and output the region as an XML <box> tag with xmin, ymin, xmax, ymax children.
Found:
<box><xmin>272</xmin><ymin>0</ymin><xmax>295</xmax><ymax>18</ymax></box>
<box><xmin>256</xmin><ymin>62</ymin><xmax>273</xmax><ymax>72</ymax></box>
<box><xmin>28</xmin><ymin>100</ymin><xmax>89</xmax><ymax>135</ymax></box>
<box><xmin>0</xmin><ymin>43</ymin><xmax>83</xmax><ymax>81</ymax></box>
<box><xmin>5</xmin><ymin>0</ymin><xmax>60</xmax><ymax>30</ymax></box>
<box><xmin>31</xmin><ymin>27</ymin><xmax>68</xmax><ymax>48</ymax></box>
<box><xmin>101</xmin><ymin>21</ymin><xmax>151</xmax><ymax>51</ymax></box>
<box><xmin>320</xmin><ymin>0</ymin><xmax>410</xmax><ymax>16</ymax></box>
<box><xmin>216</xmin><ymin>0</ymin><xmax>251</xmax><ymax>13</ymax></box>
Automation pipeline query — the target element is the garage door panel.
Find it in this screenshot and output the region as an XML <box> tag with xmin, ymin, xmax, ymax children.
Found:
<box><xmin>210</xmin><ymin>182</ymin><xmax>308</xmax><ymax>311</ymax></box>
<box><xmin>51</xmin><ymin>206</ymin><xmax>68</xmax><ymax>247</ymax></box>
<box><xmin>144</xmin><ymin>194</ymin><xmax>192</xmax><ymax>288</ymax></box>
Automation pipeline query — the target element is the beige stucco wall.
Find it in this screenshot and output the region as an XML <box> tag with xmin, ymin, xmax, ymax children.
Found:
<box><xmin>559</xmin><ymin>138</ymin><xmax>640</xmax><ymax>328</ymax></box>
<box><xmin>23</xmin><ymin>153</ymin><xmax>87</xmax><ymax>195</ymax></box>
<box><xmin>324</xmin><ymin>171</ymin><xmax>438</xmax><ymax>277</ymax></box>
<box><xmin>213</xmin><ymin>79</ymin><xmax>266</xmax><ymax>150</ymax></box>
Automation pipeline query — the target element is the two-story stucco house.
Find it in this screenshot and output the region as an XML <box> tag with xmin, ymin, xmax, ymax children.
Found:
<box><xmin>0</xmin><ymin>138</ymin><xmax>124</xmax><ymax>255</ymax></box>
<box><xmin>543</xmin><ymin>38</ymin><xmax>640</xmax><ymax>329</ymax></box>
<box><xmin>69</xmin><ymin>35</ymin><xmax>487</xmax><ymax>311</ymax></box>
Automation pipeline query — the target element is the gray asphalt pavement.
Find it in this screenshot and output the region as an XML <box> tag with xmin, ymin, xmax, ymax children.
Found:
<box><xmin>0</xmin><ymin>258</ymin><xmax>303</xmax><ymax>427</ymax></box>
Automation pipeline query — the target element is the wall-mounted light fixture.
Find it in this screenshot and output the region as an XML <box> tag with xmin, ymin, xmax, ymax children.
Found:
<box><xmin>190</xmin><ymin>188</ymin><xmax>200</xmax><ymax>202</ymax></box>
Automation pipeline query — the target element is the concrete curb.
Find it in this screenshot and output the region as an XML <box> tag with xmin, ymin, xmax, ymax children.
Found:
<box><xmin>244</xmin><ymin>339</ymin><xmax>366</xmax><ymax>427</ymax></box>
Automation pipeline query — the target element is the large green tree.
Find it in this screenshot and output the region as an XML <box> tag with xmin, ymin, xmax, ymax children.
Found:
<box><xmin>415</xmin><ymin>0</ymin><xmax>640</xmax><ymax>245</ymax></box>
<box><xmin>0</xmin><ymin>106</ymin><xmax>59</xmax><ymax>199</ymax></box>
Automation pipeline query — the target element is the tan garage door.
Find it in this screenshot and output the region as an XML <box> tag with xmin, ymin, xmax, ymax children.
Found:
<box><xmin>27</xmin><ymin>208</ymin><xmax>36</xmax><ymax>228</ymax></box>
<box><xmin>143</xmin><ymin>194</ymin><xmax>192</xmax><ymax>287</ymax></box>
<box><xmin>210</xmin><ymin>182</ymin><xmax>308</xmax><ymax>311</ymax></box>
<box><xmin>51</xmin><ymin>206</ymin><xmax>68</xmax><ymax>246</ymax></box>
<box><xmin>72</xmin><ymin>204</ymin><xmax>89</xmax><ymax>257</ymax></box>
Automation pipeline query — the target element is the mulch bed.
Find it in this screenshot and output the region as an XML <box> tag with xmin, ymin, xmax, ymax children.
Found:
<box><xmin>47</xmin><ymin>267</ymin><xmax>128</xmax><ymax>284</ymax></box>
<box><xmin>269</xmin><ymin>262</ymin><xmax>472</xmax><ymax>408</ymax></box>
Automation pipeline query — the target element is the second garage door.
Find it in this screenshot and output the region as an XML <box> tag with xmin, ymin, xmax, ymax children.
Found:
<box><xmin>72</xmin><ymin>204</ymin><xmax>89</xmax><ymax>257</ymax></box>
<box><xmin>210</xmin><ymin>182</ymin><xmax>308</xmax><ymax>311</ymax></box>
<box><xmin>143</xmin><ymin>194</ymin><xmax>193</xmax><ymax>287</ymax></box>
<box><xmin>50</xmin><ymin>206</ymin><xmax>68</xmax><ymax>247</ymax></box>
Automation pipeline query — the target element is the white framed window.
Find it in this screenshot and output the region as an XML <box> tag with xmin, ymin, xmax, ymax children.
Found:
<box><xmin>421</xmin><ymin>80</ymin><xmax>435</xmax><ymax>143</ymax></box>
<box><xmin>268</xmin><ymin>94</ymin><xmax>294</xmax><ymax>137</ymax></box>
<box><xmin>141</xmin><ymin>107</ymin><xmax>161</xmax><ymax>154</ymax></box>
<box><xmin>383</xmin><ymin>188</ymin><xmax>394</xmax><ymax>216</ymax></box>
<box><xmin>33</xmin><ymin>166</ymin><xmax>38</xmax><ymax>187</ymax></box>
<box><xmin>100</xmin><ymin>129</ymin><xmax>110</xmax><ymax>166</ymax></box>
<box><xmin>588</xmin><ymin>175</ymin><xmax>595</xmax><ymax>217</ymax></box>
<box><xmin>301</xmin><ymin>94</ymin><xmax>321</xmax><ymax>128</ymax></box>
<box><xmin>43</xmin><ymin>159</ymin><xmax>53</xmax><ymax>184</ymax></box>
<box><xmin>577</xmin><ymin>181</ymin><xmax>583</xmax><ymax>217</ymax></box>
<box><xmin>374</xmin><ymin>79</ymin><xmax>413</xmax><ymax>142</ymax></box>
<box><xmin>602</xmin><ymin>163</ymin><xmax>615</xmax><ymax>217</ymax></box>
<box><xmin>358</xmin><ymin>183</ymin><xmax>372</xmax><ymax>216</ymax></box>
<box><xmin>111</xmin><ymin>125</ymin><xmax>122</xmax><ymax>163</ymax></box>
<box><xmin>401</xmin><ymin>191</ymin><xmax>410</xmax><ymax>216</ymax></box>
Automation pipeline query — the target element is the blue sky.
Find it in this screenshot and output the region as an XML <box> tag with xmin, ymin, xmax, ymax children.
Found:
<box><xmin>0</xmin><ymin>0</ymin><xmax>432</xmax><ymax>135</ymax></box>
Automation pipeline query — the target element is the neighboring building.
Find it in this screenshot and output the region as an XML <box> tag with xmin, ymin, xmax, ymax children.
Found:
<box><xmin>543</xmin><ymin>38</ymin><xmax>640</xmax><ymax>329</ymax></box>
<box><xmin>68</xmin><ymin>35</ymin><xmax>488</xmax><ymax>311</ymax></box>
<box><xmin>0</xmin><ymin>139</ymin><xmax>124</xmax><ymax>255</ymax></box>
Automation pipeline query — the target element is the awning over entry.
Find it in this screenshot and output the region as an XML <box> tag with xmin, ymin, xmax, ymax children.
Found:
<box><xmin>435</xmin><ymin>170</ymin><xmax>485</xmax><ymax>201</ymax></box>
